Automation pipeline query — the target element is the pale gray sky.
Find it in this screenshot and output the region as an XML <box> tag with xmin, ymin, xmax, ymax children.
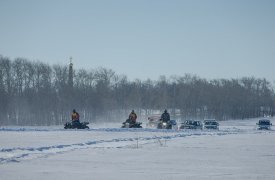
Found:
<box><xmin>0</xmin><ymin>0</ymin><xmax>275</xmax><ymax>81</ymax></box>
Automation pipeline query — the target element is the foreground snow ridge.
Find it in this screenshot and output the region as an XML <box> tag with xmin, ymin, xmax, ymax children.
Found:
<box><xmin>0</xmin><ymin>127</ymin><xmax>268</xmax><ymax>164</ymax></box>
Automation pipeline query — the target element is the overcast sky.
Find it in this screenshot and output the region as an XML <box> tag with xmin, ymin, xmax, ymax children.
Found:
<box><xmin>0</xmin><ymin>0</ymin><xmax>274</xmax><ymax>82</ymax></box>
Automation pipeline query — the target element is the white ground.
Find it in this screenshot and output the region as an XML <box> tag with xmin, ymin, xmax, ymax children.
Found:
<box><xmin>1</xmin><ymin>118</ymin><xmax>275</xmax><ymax>180</ymax></box>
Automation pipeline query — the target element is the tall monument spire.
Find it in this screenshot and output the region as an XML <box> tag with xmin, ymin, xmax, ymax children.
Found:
<box><xmin>70</xmin><ymin>56</ymin><xmax>72</xmax><ymax>64</ymax></box>
<box><xmin>68</xmin><ymin>57</ymin><xmax>73</xmax><ymax>88</ymax></box>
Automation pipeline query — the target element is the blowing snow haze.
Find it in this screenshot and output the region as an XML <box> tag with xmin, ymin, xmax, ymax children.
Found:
<box><xmin>0</xmin><ymin>0</ymin><xmax>275</xmax><ymax>82</ymax></box>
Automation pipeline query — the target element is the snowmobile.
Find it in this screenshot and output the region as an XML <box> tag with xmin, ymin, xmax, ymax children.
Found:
<box><xmin>64</xmin><ymin>121</ymin><xmax>90</xmax><ymax>129</ymax></box>
<box><xmin>157</xmin><ymin>120</ymin><xmax>172</xmax><ymax>129</ymax></box>
<box><xmin>121</xmin><ymin>119</ymin><xmax>142</xmax><ymax>128</ymax></box>
<box><xmin>157</xmin><ymin>119</ymin><xmax>177</xmax><ymax>129</ymax></box>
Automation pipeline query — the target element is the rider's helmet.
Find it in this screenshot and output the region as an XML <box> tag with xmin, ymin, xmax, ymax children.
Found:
<box><xmin>73</xmin><ymin>109</ymin><xmax>76</xmax><ymax>113</ymax></box>
<box><xmin>131</xmin><ymin>110</ymin><xmax>135</xmax><ymax>113</ymax></box>
<box><xmin>164</xmin><ymin>109</ymin><xmax>167</xmax><ymax>113</ymax></box>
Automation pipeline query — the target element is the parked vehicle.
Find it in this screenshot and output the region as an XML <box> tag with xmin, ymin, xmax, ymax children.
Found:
<box><xmin>179</xmin><ymin>120</ymin><xmax>203</xmax><ymax>130</ymax></box>
<box><xmin>257</xmin><ymin>119</ymin><xmax>272</xmax><ymax>130</ymax></box>
<box><xmin>204</xmin><ymin>119</ymin><xmax>219</xmax><ymax>130</ymax></box>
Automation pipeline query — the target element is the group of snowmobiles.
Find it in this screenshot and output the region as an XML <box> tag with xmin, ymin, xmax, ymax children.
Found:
<box><xmin>63</xmin><ymin>109</ymin><xmax>172</xmax><ymax>130</ymax></box>
<box><xmin>63</xmin><ymin>119</ymin><xmax>273</xmax><ymax>130</ymax></box>
<box><xmin>63</xmin><ymin>109</ymin><xmax>273</xmax><ymax>130</ymax></box>
<box><xmin>63</xmin><ymin>109</ymin><xmax>219</xmax><ymax>130</ymax></box>
<box><xmin>121</xmin><ymin>118</ymin><xmax>176</xmax><ymax>129</ymax></box>
<box><xmin>63</xmin><ymin>118</ymin><xmax>143</xmax><ymax>129</ymax></box>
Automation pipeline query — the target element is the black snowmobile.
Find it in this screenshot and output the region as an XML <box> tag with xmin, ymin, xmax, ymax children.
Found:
<box><xmin>157</xmin><ymin>120</ymin><xmax>172</xmax><ymax>129</ymax></box>
<box><xmin>121</xmin><ymin>119</ymin><xmax>142</xmax><ymax>128</ymax></box>
<box><xmin>64</xmin><ymin>121</ymin><xmax>90</xmax><ymax>129</ymax></box>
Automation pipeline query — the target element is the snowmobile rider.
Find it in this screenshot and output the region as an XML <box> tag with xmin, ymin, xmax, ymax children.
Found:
<box><xmin>71</xmin><ymin>109</ymin><xmax>80</xmax><ymax>125</ymax></box>
<box><xmin>128</xmin><ymin>110</ymin><xmax>137</xmax><ymax>124</ymax></box>
<box><xmin>161</xmin><ymin>109</ymin><xmax>170</xmax><ymax>123</ymax></box>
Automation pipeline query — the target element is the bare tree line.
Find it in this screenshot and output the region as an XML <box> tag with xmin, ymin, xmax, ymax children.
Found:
<box><xmin>0</xmin><ymin>55</ymin><xmax>274</xmax><ymax>125</ymax></box>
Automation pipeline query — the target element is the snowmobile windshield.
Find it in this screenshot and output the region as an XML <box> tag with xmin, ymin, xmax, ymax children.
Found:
<box><xmin>259</xmin><ymin>120</ymin><xmax>271</xmax><ymax>125</ymax></box>
<box><xmin>205</xmin><ymin>121</ymin><xmax>218</xmax><ymax>125</ymax></box>
<box><xmin>185</xmin><ymin>121</ymin><xmax>193</xmax><ymax>125</ymax></box>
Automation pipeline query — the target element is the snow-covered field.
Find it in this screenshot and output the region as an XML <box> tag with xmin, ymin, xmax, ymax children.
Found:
<box><xmin>1</xmin><ymin>118</ymin><xmax>275</xmax><ymax>180</ymax></box>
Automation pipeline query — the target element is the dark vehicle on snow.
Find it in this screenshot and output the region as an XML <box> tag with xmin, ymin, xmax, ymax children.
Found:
<box><xmin>157</xmin><ymin>120</ymin><xmax>177</xmax><ymax>129</ymax></box>
<box><xmin>257</xmin><ymin>119</ymin><xmax>272</xmax><ymax>130</ymax></box>
<box><xmin>204</xmin><ymin>119</ymin><xmax>219</xmax><ymax>130</ymax></box>
<box><xmin>64</xmin><ymin>121</ymin><xmax>89</xmax><ymax>129</ymax></box>
<box><xmin>146</xmin><ymin>116</ymin><xmax>177</xmax><ymax>129</ymax></box>
<box><xmin>121</xmin><ymin>119</ymin><xmax>142</xmax><ymax>128</ymax></box>
<box><xmin>179</xmin><ymin>120</ymin><xmax>203</xmax><ymax>130</ymax></box>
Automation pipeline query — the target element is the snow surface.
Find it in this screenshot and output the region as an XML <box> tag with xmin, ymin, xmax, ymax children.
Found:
<box><xmin>1</xmin><ymin>118</ymin><xmax>275</xmax><ymax>180</ymax></box>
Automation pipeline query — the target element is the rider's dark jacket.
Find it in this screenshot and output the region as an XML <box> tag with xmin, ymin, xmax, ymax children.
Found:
<box><xmin>161</xmin><ymin>112</ymin><xmax>170</xmax><ymax>122</ymax></box>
